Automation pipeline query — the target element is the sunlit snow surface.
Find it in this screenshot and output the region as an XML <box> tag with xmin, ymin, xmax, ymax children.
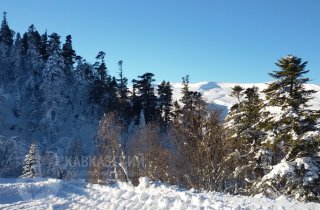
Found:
<box><xmin>0</xmin><ymin>178</ymin><xmax>320</xmax><ymax>210</ymax></box>
<box><xmin>171</xmin><ymin>82</ymin><xmax>320</xmax><ymax>115</ymax></box>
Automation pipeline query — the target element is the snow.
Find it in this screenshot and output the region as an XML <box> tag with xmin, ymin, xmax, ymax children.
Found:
<box><xmin>261</xmin><ymin>157</ymin><xmax>320</xmax><ymax>185</ymax></box>
<box><xmin>1</xmin><ymin>178</ymin><xmax>320</xmax><ymax>210</ymax></box>
<box><xmin>171</xmin><ymin>81</ymin><xmax>320</xmax><ymax>115</ymax></box>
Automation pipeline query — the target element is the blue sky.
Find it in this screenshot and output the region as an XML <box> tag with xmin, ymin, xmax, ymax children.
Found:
<box><xmin>2</xmin><ymin>0</ymin><xmax>320</xmax><ymax>83</ymax></box>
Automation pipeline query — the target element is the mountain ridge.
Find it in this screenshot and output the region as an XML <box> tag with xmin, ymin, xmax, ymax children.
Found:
<box><xmin>171</xmin><ymin>81</ymin><xmax>320</xmax><ymax>114</ymax></box>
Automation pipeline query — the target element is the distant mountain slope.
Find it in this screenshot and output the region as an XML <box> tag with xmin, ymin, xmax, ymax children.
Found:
<box><xmin>171</xmin><ymin>81</ymin><xmax>320</xmax><ymax>117</ymax></box>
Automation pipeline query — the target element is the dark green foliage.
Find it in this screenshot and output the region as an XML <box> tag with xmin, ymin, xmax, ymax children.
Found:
<box><xmin>117</xmin><ymin>60</ymin><xmax>129</xmax><ymax>100</ymax></box>
<box><xmin>21</xmin><ymin>32</ymin><xmax>28</xmax><ymax>53</ymax></box>
<box><xmin>0</xmin><ymin>12</ymin><xmax>14</xmax><ymax>46</ymax></box>
<box><xmin>75</xmin><ymin>56</ymin><xmax>94</xmax><ymax>81</ymax></box>
<box><xmin>179</xmin><ymin>75</ymin><xmax>207</xmax><ymax>132</ymax></box>
<box><xmin>62</xmin><ymin>35</ymin><xmax>76</xmax><ymax>67</ymax></box>
<box><xmin>261</xmin><ymin>56</ymin><xmax>320</xmax><ymax>160</ymax></box>
<box><xmin>48</xmin><ymin>33</ymin><xmax>61</xmax><ymax>54</ymax></box>
<box><xmin>157</xmin><ymin>80</ymin><xmax>173</xmax><ymax>128</ymax></box>
<box><xmin>224</xmin><ymin>86</ymin><xmax>264</xmax><ymax>193</ymax></box>
<box><xmin>230</xmin><ymin>85</ymin><xmax>244</xmax><ymax>104</ymax></box>
<box><xmin>132</xmin><ymin>73</ymin><xmax>158</xmax><ymax>124</ymax></box>
<box><xmin>264</xmin><ymin>55</ymin><xmax>315</xmax><ymax>110</ymax></box>
<box><xmin>180</xmin><ymin>75</ymin><xmax>192</xmax><ymax>111</ymax></box>
<box><xmin>39</xmin><ymin>31</ymin><xmax>48</xmax><ymax>60</ymax></box>
<box><xmin>105</xmin><ymin>76</ymin><xmax>119</xmax><ymax>111</ymax></box>
<box><xmin>89</xmin><ymin>79</ymin><xmax>107</xmax><ymax>105</ymax></box>
<box><xmin>27</xmin><ymin>24</ymin><xmax>41</xmax><ymax>51</ymax></box>
<box><xmin>250</xmin><ymin>55</ymin><xmax>320</xmax><ymax>201</ymax></box>
<box><xmin>172</xmin><ymin>100</ymin><xmax>182</xmax><ymax>123</ymax></box>
<box><xmin>95</xmin><ymin>51</ymin><xmax>107</xmax><ymax>81</ymax></box>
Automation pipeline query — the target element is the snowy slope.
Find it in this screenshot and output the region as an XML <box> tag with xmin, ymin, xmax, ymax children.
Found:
<box><xmin>172</xmin><ymin>81</ymin><xmax>320</xmax><ymax>116</ymax></box>
<box><xmin>1</xmin><ymin>178</ymin><xmax>320</xmax><ymax>210</ymax></box>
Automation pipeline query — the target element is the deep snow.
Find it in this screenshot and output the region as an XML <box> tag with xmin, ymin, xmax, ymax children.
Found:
<box><xmin>0</xmin><ymin>178</ymin><xmax>320</xmax><ymax>210</ymax></box>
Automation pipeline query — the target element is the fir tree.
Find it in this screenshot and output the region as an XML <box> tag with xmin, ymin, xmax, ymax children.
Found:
<box><xmin>106</xmin><ymin>76</ymin><xmax>119</xmax><ymax>111</ymax></box>
<box><xmin>26</xmin><ymin>24</ymin><xmax>41</xmax><ymax>53</ymax></box>
<box><xmin>89</xmin><ymin>51</ymin><xmax>108</xmax><ymax>107</ymax></box>
<box><xmin>62</xmin><ymin>35</ymin><xmax>76</xmax><ymax>67</ymax></box>
<box><xmin>230</xmin><ymin>85</ymin><xmax>244</xmax><ymax>104</ymax></box>
<box><xmin>21</xmin><ymin>143</ymin><xmax>42</xmax><ymax>178</ymax></box>
<box><xmin>21</xmin><ymin>32</ymin><xmax>28</xmax><ymax>54</ymax></box>
<box><xmin>224</xmin><ymin>86</ymin><xmax>264</xmax><ymax>193</ymax></box>
<box><xmin>0</xmin><ymin>12</ymin><xmax>14</xmax><ymax>46</ymax></box>
<box><xmin>115</xmin><ymin>60</ymin><xmax>131</xmax><ymax>121</ymax></box>
<box><xmin>157</xmin><ymin>81</ymin><xmax>173</xmax><ymax>128</ymax></box>
<box><xmin>172</xmin><ymin>100</ymin><xmax>182</xmax><ymax>123</ymax></box>
<box><xmin>95</xmin><ymin>51</ymin><xmax>107</xmax><ymax>81</ymax></box>
<box><xmin>261</xmin><ymin>55</ymin><xmax>319</xmax><ymax>162</ymax></box>
<box><xmin>9</xmin><ymin>32</ymin><xmax>23</xmax><ymax>80</ymax></box>
<box><xmin>39</xmin><ymin>31</ymin><xmax>48</xmax><ymax>60</ymax></box>
<box><xmin>132</xmin><ymin>73</ymin><xmax>158</xmax><ymax>123</ymax></box>
<box><xmin>117</xmin><ymin>60</ymin><xmax>129</xmax><ymax>100</ymax></box>
<box><xmin>74</xmin><ymin>56</ymin><xmax>94</xmax><ymax>83</ymax></box>
<box><xmin>180</xmin><ymin>75</ymin><xmax>192</xmax><ymax>112</ymax></box>
<box><xmin>253</xmin><ymin>55</ymin><xmax>320</xmax><ymax>202</ymax></box>
<box><xmin>179</xmin><ymin>75</ymin><xmax>206</xmax><ymax>132</ymax></box>
<box><xmin>41</xmin><ymin>33</ymin><xmax>68</xmax><ymax>131</ymax></box>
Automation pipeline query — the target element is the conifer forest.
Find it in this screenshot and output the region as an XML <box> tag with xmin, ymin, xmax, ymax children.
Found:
<box><xmin>1</xmin><ymin>12</ymin><xmax>320</xmax><ymax>204</ymax></box>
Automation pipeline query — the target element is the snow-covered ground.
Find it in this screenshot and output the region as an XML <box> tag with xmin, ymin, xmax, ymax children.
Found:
<box><xmin>1</xmin><ymin>178</ymin><xmax>319</xmax><ymax>210</ymax></box>
<box><xmin>171</xmin><ymin>81</ymin><xmax>320</xmax><ymax>112</ymax></box>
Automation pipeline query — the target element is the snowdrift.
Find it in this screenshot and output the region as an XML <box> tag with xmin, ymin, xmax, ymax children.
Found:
<box><xmin>1</xmin><ymin>177</ymin><xmax>320</xmax><ymax>210</ymax></box>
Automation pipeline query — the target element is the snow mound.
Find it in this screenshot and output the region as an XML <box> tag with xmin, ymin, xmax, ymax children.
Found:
<box><xmin>1</xmin><ymin>178</ymin><xmax>320</xmax><ymax>210</ymax></box>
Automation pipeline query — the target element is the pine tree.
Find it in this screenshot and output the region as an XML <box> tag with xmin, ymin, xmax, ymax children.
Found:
<box><xmin>0</xmin><ymin>12</ymin><xmax>14</xmax><ymax>46</ymax></box>
<box><xmin>26</xmin><ymin>24</ymin><xmax>41</xmax><ymax>53</ymax></box>
<box><xmin>230</xmin><ymin>85</ymin><xmax>244</xmax><ymax>104</ymax></box>
<box><xmin>21</xmin><ymin>32</ymin><xmax>28</xmax><ymax>54</ymax></box>
<box><xmin>130</xmin><ymin>85</ymin><xmax>142</xmax><ymax>124</ymax></box>
<box><xmin>261</xmin><ymin>55</ymin><xmax>319</xmax><ymax>162</ymax></box>
<box><xmin>89</xmin><ymin>51</ymin><xmax>108</xmax><ymax>107</ymax></box>
<box><xmin>62</xmin><ymin>35</ymin><xmax>76</xmax><ymax>67</ymax></box>
<box><xmin>132</xmin><ymin>73</ymin><xmax>158</xmax><ymax>123</ymax></box>
<box><xmin>179</xmin><ymin>75</ymin><xmax>206</xmax><ymax>132</ymax></box>
<box><xmin>253</xmin><ymin>55</ymin><xmax>320</xmax><ymax>202</ymax></box>
<box><xmin>106</xmin><ymin>76</ymin><xmax>119</xmax><ymax>111</ymax></box>
<box><xmin>115</xmin><ymin>60</ymin><xmax>131</xmax><ymax>121</ymax></box>
<box><xmin>224</xmin><ymin>86</ymin><xmax>264</xmax><ymax>193</ymax></box>
<box><xmin>74</xmin><ymin>56</ymin><xmax>94</xmax><ymax>83</ymax></box>
<box><xmin>41</xmin><ymin>33</ymin><xmax>67</xmax><ymax>131</ymax></box>
<box><xmin>95</xmin><ymin>51</ymin><xmax>107</xmax><ymax>81</ymax></box>
<box><xmin>39</xmin><ymin>31</ymin><xmax>48</xmax><ymax>60</ymax></box>
<box><xmin>172</xmin><ymin>100</ymin><xmax>182</xmax><ymax>123</ymax></box>
<box><xmin>180</xmin><ymin>75</ymin><xmax>192</xmax><ymax>112</ymax></box>
<box><xmin>21</xmin><ymin>143</ymin><xmax>42</xmax><ymax>178</ymax></box>
<box><xmin>117</xmin><ymin>60</ymin><xmax>129</xmax><ymax>100</ymax></box>
<box><xmin>157</xmin><ymin>81</ymin><xmax>173</xmax><ymax>128</ymax></box>
<box><xmin>9</xmin><ymin>33</ymin><xmax>23</xmax><ymax>80</ymax></box>
<box><xmin>25</xmin><ymin>25</ymin><xmax>43</xmax><ymax>71</ymax></box>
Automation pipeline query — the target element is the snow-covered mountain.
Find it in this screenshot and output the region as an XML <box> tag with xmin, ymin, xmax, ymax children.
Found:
<box><xmin>1</xmin><ymin>177</ymin><xmax>320</xmax><ymax>210</ymax></box>
<box><xmin>171</xmin><ymin>81</ymin><xmax>320</xmax><ymax>117</ymax></box>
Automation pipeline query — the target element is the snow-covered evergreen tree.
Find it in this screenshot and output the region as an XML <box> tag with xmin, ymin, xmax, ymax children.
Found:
<box><xmin>9</xmin><ymin>32</ymin><xmax>22</xmax><ymax>81</ymax></box>
<box><xmin>252</xmin><ymin>55</ymin><xmax>320</xmax><ymax>202</ymax></box>
<box><xmin>21</xmin><ymin>143</ymin><xmax>42</xmax><ymax>178</ymax></box>
<box><xmin>0</xmin><ymin>12</ymin><xmax>14</xmax><ymax>47</ymax></box>
<box><xmin>224</xmin><ymin>86</ymin><xmax>264</xmax><ymax>193</ymax></box>
<box><xmin>41</xmin><ymin>33</ymin><xmax>68</xmax><ymax>137</ymax></box>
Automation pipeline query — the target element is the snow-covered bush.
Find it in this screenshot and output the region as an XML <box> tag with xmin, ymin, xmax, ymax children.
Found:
<box><xmin>253</xmin><ymin>157</ymin><xmax>320</xmax><ymax>202</ymax></box>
